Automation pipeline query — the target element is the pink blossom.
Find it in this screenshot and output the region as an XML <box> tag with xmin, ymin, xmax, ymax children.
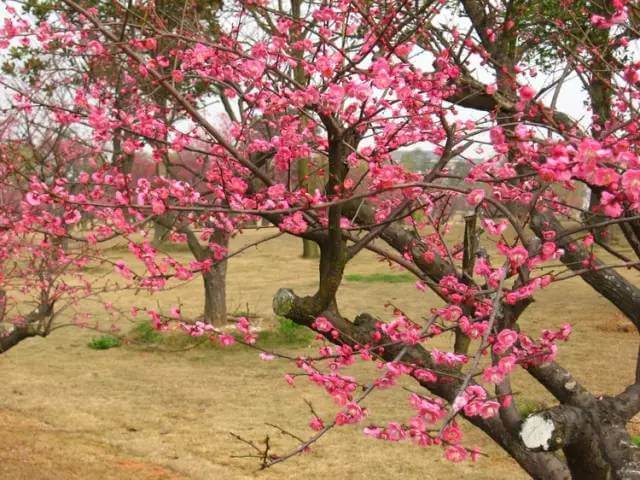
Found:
<box><xmin>312</xmin><ymin>316</ymin><xmax>333</xmax><ymax>332</ymax></box>
<box><xmin>25</xmin><ymin>192</ymin><xmax>41</xmax><ymax>206</ymax></box>
<box><xmin>413</xmin><ymin>369</ymin><xmax>437</xmax><ymax>384</ymax></box>
<box><xmin>240</xmin><ymin>59</ymin><xmax>265</xmax><ymax>78</ymax></box>
<box><xmin>384</xmin><ymin>422</ymin><xmax>406</xmax><ymax>441</ymax></box>
<box><xmin>151</xmin><ymin>198</ymin><xmax>166</xmax><ymax>215</ymax></box>
<box><xmin>466</xmin><ymin>189</ymin><xmax>485</xmax><ymax>206</ymax></box>
<box><xmin>363</xmin><ymin>426</ymin><xmax>384</xmax><ymax>438</ymax></box>
<box><xmin>431</xmin><ymin>349</ymin><xmax>467</xmax><ymax>367</ymax></box>
<box><xmin>482</xmin><ymin>218</ymin><xmax>508</xmax><ymax>236</ymax></box>
<box><xmin>309</xmin><ymin>416</ymin><xmax>324</xmax><ymax>431</ymax></box>
<box><xmin>505</xmin><ymin>245</ymin><xmax>528</xmax><ymax>268</ymax></box>
<box><xmin>622</xmin><ymin>169</ymin><xmax>640</xmax><ymax>201</ymax></box>
<box><xmin>540</xmin><ymin>242</ymin><xmax>558</xmax><ymax>260</ymax></box>
<box><xmin>63</xmin><ymin>209</ymin><xmax>81</xmax><ymax>224</ymax></box>
<box><xmin>518</xmin><ymin>85</ymin><xmax>536</xmax><ymax>102</ymax></box>
<box><xmin>171</xmin><ymin>70</ymin><xmax>184</xmax><ymax>83</ymax></box>
<box><xmin>482</xmin><ymin>366</ymin><xmax>505</xmax><ymax>384</ymax></box>
<box><xmin>493</xmin><ymin>329</ymin><xmax>518</xmax><ymax>354</ymax></box>
<box><xmin>114</xmin><ymin>261</ymin><xmax>133</xmax><ymax>280</ymax></box>
<box><xmin>218</xmin><ymin>334</ymin><xmax>236</xmax><ymax>346</ymax></box>
<box><xmin>236</xmin><ymin>317</ymin><xmax>251</xmax><ymax>334</ymax></box>
<box><xmin>371</xmin><ymin>57</ymin><xmax>392</xmax><ymax>89</ymax></box>
<box><xmin>444</xmin><ymin>445</ymin><xmax>467</xmax><ymax>462</ymax></box>
<box><xmin>479</xmin><ymin>401</ymin><xmax>501</xmax><ymax>419</ymax></box>
<box><xmin>335</xmin><ymin>402</ymin><xmax>367</xmax><ymax>425</ymax></box>
<box><xmin>442</xmin><ymin>423</ymin><xmax>462</xmax><ymax>444</ymax></box>
<box><xmin>611</xmin><ymin>9</ymin><xmax>628</xmax><ymax>24</ymax></box>
<box><xmin>280</xmin><ymin>211</ymin><xmax>308</xmax><ymax>234</ymax></box>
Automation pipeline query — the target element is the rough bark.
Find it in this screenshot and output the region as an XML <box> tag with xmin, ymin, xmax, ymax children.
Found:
<box><xmin>0</xmin><ymin>325</ymin><xmax>38</xmax><ymax>352</ymax></box>
<box><xmin>519</xmin><ymin>399</ymin><xmax>640</xmax><ymax>480</ymax></box>
<box><xmin>187</xmin><ymin>227</ymin><xmax>229</xmax><ymax>326</ymax></box>
<box><xmin>202</xmin><ymin>257</ymin><xmax>227</xmax><ymax>326</ymax></box>
<box><xmin>152</xmin><ymin>219</ymin><xmax>170</xmax><ymax>247</ymax></box>
<box><xmin>155</xmin><ymin>215</ymin><xmax>229</xmax><ymax>326</ymax></box>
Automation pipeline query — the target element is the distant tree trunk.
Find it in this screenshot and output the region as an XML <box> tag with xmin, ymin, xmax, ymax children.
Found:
<box><xmin>585</xmin><ymin>23</ymin><xmax>613</xmax><ymax>244</ymax></box>
<box><xmin>183</xmin><ymin>226</ymin><xmax>228</xmax><ymax>326</ymax></box>
<box><xmin>302</xmin><ymin>237</ymin><xmax>320</xmax><ymax>259</ymax></box>
<box><xmin>203</xmin><ymin>261</ymin><xmax>227</xmax><ymax>326</ymax></box>
<box><xmin>291</xmin><ymin>0</ymin><xmax>320</xmax><ymax>260</ymax></box>
<box><xmin>152</xmin><ymin>220</ymin><xmax>170</xmax><ymax>247</ymax></box>
<box><xmin>297</xmin><ymin>148</ymin><xmax>320</xmax><ymax>261</ymax></box>
<box><xmin>155</xmin><ymin>213</ymin><xmax>229</xmax><ymax>326</ymax></box>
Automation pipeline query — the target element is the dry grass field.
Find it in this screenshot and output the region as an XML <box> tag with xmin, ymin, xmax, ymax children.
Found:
<box><xmin>1</xmin><ymin>228</ymin><xmax>639</xmax><ymax>479</ymax></box>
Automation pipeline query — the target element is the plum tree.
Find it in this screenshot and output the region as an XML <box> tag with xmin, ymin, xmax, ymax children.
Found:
<box><xmin>2</xmin><ymin>0</ymin><xmax>640</xmax><ymax>478</ymax></box>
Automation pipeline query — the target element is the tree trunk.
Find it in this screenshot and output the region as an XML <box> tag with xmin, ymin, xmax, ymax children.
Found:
<box><xmin>202</xmin><ymin>262</ymin><xmax>227</xmax><ymax>326</ymax></box>
<box><xmin>0</xmin><ymin>326</ymin><xmax>37</xmax><ymax>353</ymax></box>
<box><xmin>584</xmin><ymin>22</ymin><xmax>613</xmax><ymax>243</ymax></box>
<box><xmin>202</xmin><ymin>229</ymin><xmax>228</xmax><ymax>326</ymax></box>
<box><xmin>520</xmin><ymin>401</ymin><xmax>640</xmax><ymax>480</ymax></box>
<box><xmin>291</xmin><ymin>0</ymin><xmax>320</xmax><ymax>261</ymax></box>
<box><xmin>302</xmin><ymin>238</ymin><xmax>320</xmax><ymax>259</ymax></box>
<box><xmin>152</xmin><ymin>221</ymin><xmax>169</xmax><ymax>247</ymax></box>
<box><xmin>0</xmin><ymin>299</ymin><xmax>53</xmax><ymax>354</ymax></box>
<box><xmin>181</xmin><ymin>225</ymin><xmax>229</xmax><ymax>326</ymax></box>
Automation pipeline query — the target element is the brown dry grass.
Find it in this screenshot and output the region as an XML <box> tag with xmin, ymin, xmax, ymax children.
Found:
<box><xmin>0</xmin><ymin>228</ymin><xmax>639</xmax><ymax>479</ymax></box>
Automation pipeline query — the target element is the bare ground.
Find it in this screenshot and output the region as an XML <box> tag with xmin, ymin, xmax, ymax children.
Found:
<box><xmin>1</xmin><ymin>229</ymin><xmax>639</xmax><ymax>479</ymax></box>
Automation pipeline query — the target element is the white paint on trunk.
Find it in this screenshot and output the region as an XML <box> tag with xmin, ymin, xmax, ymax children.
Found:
<box><xmin>520</xmin><ymin>414</ymin><xmax>555</xmax><ymax>451</ymax></box>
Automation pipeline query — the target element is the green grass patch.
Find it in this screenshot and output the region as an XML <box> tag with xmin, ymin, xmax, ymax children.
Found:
<box><xmin>126</xmin><ymin>320</ymin><xmax>219</xmax><ymax>351</ymax></box>
<box><xmin>517</xmin><ymin>399</ymin><xmax>549</xmax><ymax>418</ymax></box>
<box><xmin>345</xmin><ymin>272</ymin><xmax>414</xmax><ymax>283</ymax></box>
<box><xmin>632</xmin><ymin>436</ymin><xmax>640</xmax><ymax>447</ymax></box>
<box><xmin>129</xmin><ymin>320</ymin><xmax>164</xmax><ymax>344</ymax></box>
<box><xmin>258</xmin><ymin>316</ymin><xmax>315</xmax><ymax>347</ymax></box>
<box><xmin>88</xmin><ymin>335</ymin><xmax>121</xmax><ymax>350</ymax></box>
<box><xmin>126</xmin><ymin>317</ymin><xmax>314</xmax><ymax>352</ymax></box>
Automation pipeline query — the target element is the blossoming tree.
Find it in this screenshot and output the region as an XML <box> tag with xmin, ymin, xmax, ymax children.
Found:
<box><xmin>2</xmin><ymin>0</ymin><xmax>640</xmax><ymax>478</ymax></box>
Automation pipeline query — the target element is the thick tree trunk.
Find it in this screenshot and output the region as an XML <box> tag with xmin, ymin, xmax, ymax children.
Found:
<box><xmin>520</xmin><ymin>402</ymin><xmax>640</xmax><ymax>480</ymax></box>
<box><xmin>155</xmin><ymin>215</ymin><xmax>230</xmax><ymax>326</ymax></box>
<box><xmin>152</xmin><ymin>220</ymin><xmax>170</xmax><ymax>247</ymax></box>
<box><xmin>202</xmin><ymin>262</ymin><xmax>227</xmax><ymax>326</ymax></box>
<box><xmin>181</xmin><ymin>226</ymin><xmax>229</xmax><ymax>326</ymax></box>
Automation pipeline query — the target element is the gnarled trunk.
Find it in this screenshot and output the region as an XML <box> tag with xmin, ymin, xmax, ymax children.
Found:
<box><xmin>520</xmin><ymin>401</ymin><xmax>640</xmax><ymax>480</ymax></box>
